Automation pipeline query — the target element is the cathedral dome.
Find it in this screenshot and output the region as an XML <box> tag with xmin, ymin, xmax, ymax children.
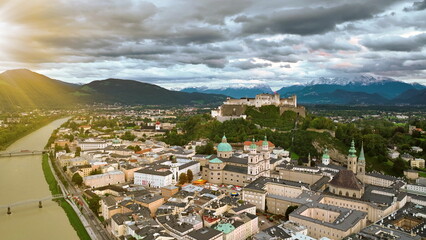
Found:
<box><xmin>217</xmin><ymin>142</ymin><xmax>232</xmax><ymax>152</ymax></box>
<box><xmin>217</xmin><ymin>135</ymin><xmax>232</xmax><ymax>152</ymax></box>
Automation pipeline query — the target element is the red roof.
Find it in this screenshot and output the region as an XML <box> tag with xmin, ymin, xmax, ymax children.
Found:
<box><xmin>203</xmin><ymin>215</ymin><xmax>219</xmax><ymax>223</ymax></box>
<box><xmin>135</xmin><ymin>148</ymin><xmax>152</xmax><ymax>154</ymax></box>
<box><xmin>243</xmin><ymin>141</ymin><xmax>275</xmax><ymax>147</ymax></box>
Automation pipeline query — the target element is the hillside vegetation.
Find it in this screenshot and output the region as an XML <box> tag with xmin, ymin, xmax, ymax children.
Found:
<box><xmin>0</xmin><ymin>69</ymin><xmax>79</xmax><ymax>110</ymax></box>
<box><xmin>163</xmin><ymin>106</ymin><xmax>426</xmax><ymax>176</ymax></box>
<box><xmin>0</xmin><ymin>69</ymin><xmax>226</xmax><ymax>110</ymax></box>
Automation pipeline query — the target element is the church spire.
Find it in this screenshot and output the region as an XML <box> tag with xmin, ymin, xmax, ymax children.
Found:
<box><xmin>348</xmin><ymin>139</ymin><xmax>357</xmax><ymax>157</ymax></box>
<box><xmin>358</xmin><ymin>142</ymin><xmax>365</xmax><ymax>164</ymax></box>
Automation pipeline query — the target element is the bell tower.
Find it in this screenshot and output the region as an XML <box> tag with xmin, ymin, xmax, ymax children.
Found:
<box><xmin>322</xmin><ymin>148</ymin><xmax>330</xmax><ymax>165</ymax></box>
<box><xmin>347</xmin><ymin>140</ymin><xmax>357</xmax><ymax>174</ymax></box>
<box><xmin>357</xmin><ymin>142</ymin><xmax>366</xmax><ymax>181</ymax></box>
<box><xmin>248</xmin><ymin>138</ymin><xmax>258</xmax><ymax>178</ymax></box>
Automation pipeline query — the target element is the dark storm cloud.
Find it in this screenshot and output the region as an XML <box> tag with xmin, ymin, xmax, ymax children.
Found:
<box><xmin>339</xmin><ymin>52</ymin><xmax>426</xmax><ymax>74</ymax></box>
<box><xmin>404</xmin><ymin>0</ymin><xmax>426</xmax><ymax>11</ymax></box>
<box><xmin>231</xmin><ymin>60</ymin><xmax>272</xmax><ymax>70</ymax></box>
<box><xmin>165</xmin><ymin>27</ymin><xmax>228</xmax><ymax>45</ymax></box>
<box><xmin>362</xmin><ymin>34</ymin><xmax>426</xmax><ymax>52</ymax></box>
<box><xmin>239</xmin><ymin>1</ymin><xmax>395</xmax><ymax>36</ymax></box>
<box><xmin>3</xmin><ymin>0</ymin><xmax>426</xmax><ymax>86</ymax></box>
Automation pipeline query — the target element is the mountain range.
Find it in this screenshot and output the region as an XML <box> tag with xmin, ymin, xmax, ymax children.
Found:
<box><xmin>0</xmin><ymin>69</ymin><xmax>225</xmax><ymax>110</ymax></box>
<box><xmin>181</xmin><ymin>76</ymin><xmax>426</xmax><ymax>105</ymax></box>
<box><xmin>1</xmin><ymin>69</ymin><xmax>425</xmax><ymax>110</ymax></box>
<box><xmin>181</xmin><ymin>84</ymin><xmax>273</xmax><ymax>99</ymax></box>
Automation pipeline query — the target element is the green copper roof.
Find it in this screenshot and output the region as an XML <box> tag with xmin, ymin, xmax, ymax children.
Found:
<box><xmin>322</xmin><ymin>148</ymin><xmax>330</xmax><ymax>159</ymax></box>
<box><xmin>250</xmin><ymin>138</ymin><xmax>257</xmax><ymax>149</ymax></box>
<box><xmin>214</xmin><ymin>223</ymin><xmax>235</xmax><ymax>234</ymax></box>
<box><xmin>349</xmin><ymin>139</ymin><xmax>357</xmax><ymax>157</ymax></box>
<box><xmin>209</xmin><ymin>158</ymin><xmax>223</xmax><ymax>164</ymax></box>
<box><xmin>262</xmin><ymin>135</ymin><xmax>268</xmax><ymax>146</ymax></box>
<box><xmin>218</xmin><ymin>134</ymin><xmax>232</xmax><ymax>152</ymax></box>
<box><xmin>358</xmin><ymin>142</ymin><xmax>365</xmax><ymax>163</ymax></box>
<box><xmin>217</xmin><ymin>142</ymin><xmax>232</xmax><ymax>152</ymax></box>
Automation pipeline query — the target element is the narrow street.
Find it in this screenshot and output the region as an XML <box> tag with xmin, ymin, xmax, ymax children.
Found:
<box><xmin>51</xmin><ymin>156</ymin><xmax>114</xmax><ymax>240</ymax></box>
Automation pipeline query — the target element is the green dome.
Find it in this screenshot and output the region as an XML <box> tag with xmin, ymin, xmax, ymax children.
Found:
<box><xmin>322</xmin><ymin>148</ymin><xmax>330</xmax><ymax>159</ymax></box>
<box><xmin>262</xmin><ymin>135</ymin><xmax>268</xmax><ymax>146</ymax></box>
<box><xmin>250</xmin><ymin>138</ymin><xmax>257</xmax><ymax>149</ymax></box>
<box><xmin>218</xmin><ymin>134</ymin><xmax>232</xmax><ymax>152</ymax></box>
<box><xmin>217</xmin><ymin>142</ymin><xmax>232</xmax><ymax>152</ymax></box>
<box><xmin>209</xmin><ymin>158</ymin><xmax>223</xmax><ymax>163</ymax></box>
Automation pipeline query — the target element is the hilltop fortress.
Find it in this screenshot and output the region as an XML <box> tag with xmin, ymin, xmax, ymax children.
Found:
<box><xmin>211</xmin><ymin>93</ymin><xmax>306</xmax><ymax>122</ymax></box>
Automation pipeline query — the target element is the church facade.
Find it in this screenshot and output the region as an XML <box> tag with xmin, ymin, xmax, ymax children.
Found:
<box><xmin>202</xmin><ymin>135</ymin><xmax>272</xmax><ymax>186</ymax></box>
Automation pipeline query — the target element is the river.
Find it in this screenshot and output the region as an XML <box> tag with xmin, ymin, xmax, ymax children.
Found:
<box><xmin>0</xmin><ymin>118</ymin><xmax>79</xmax><ymax>240</ymax></box>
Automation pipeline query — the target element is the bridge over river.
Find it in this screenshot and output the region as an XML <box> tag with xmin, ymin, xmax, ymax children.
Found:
<box><xmin>0</xmin><ymin>150</ymin><xmax>47</xmax><ymax>158</ymax></box>
<box><xmin>0</xmin><ymin>194</ymin><xmax>65</xmax><ymax>214</ymax></box>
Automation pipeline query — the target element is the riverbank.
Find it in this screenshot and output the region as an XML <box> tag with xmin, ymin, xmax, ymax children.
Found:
<box><xmin>0</xmin><ymin>115</ymin><xmax>65</xmax><ymax>151</ymax></box>
<box><xmin>41</xmin><ymin>154</ymin><xmax>91</xmax><ymax>240</ymax></box>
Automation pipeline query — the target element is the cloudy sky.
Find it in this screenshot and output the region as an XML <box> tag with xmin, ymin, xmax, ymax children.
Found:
<box><xmin>0</xmin><ymin>0</ymin><xmax>425</xmax><ymax>89</ymax></box>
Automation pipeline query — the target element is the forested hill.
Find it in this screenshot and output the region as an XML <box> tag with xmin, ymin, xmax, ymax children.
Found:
<box><xmin>75</xmin><ymin>79</ymin><xmax>225</xmax><ymax>106</ymax></box>
<box><xmin>0</xmin><ymin>69</ymin><xmax>226</xmax><ymax>110</ymax></box>
<box><xmin>0</xmin><ymin>69</ymin><xmax>79</xmax><ymax>110</ymax></box>
<box><xmin>162</xmin><ymin>105</ymin><xmax>426</xmax><ymax>177</ymax></box>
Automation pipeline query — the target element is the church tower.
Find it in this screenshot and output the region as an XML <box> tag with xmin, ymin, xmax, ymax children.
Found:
<box><xmin>322</xmin><ymin>148</ymin><xmax>330</xmax><ymax>165</ymax></box>
<box><xmin>248</xmin><ymin>138</ymin><xmax>259</xmax><ymax>179</ymax></box>
<box><xmin>347</xmin><ymin>140</ymin><xmax>357</xmax><ymax>174</ymax></box>
<box><xmin>357</xmin><ymin>142</ymin><xmax>366</xmax><ymax>181</ymax></box>
<box><xmin>249</xmin><ymin>138</ymin><xmax>257</xmax><ymax>155</ymax></box>
<box><xmin>262</xmin><ymin>135</ymin><xmax>270</xmax><ymax>159</ymax></box>
<box><xmin>262</xmin><ymin>136</ymin><xmax>270</xmax><ymax>176</ymax></box>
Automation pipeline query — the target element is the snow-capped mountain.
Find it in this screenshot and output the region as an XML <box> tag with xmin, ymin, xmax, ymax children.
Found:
<box><xmin>308</xmin><ymin>75</ymin><xmax>397</xmax><ymax>86</ymax></box>
<box><xmin>276</xmin><ymin>75</ymin><xmax>426</xmax><ymax>104</ymax></box>
<box><xmin>180</xmin><ymin>75</ymin><xmax>425</xmax><ymax>105</ymax></box>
